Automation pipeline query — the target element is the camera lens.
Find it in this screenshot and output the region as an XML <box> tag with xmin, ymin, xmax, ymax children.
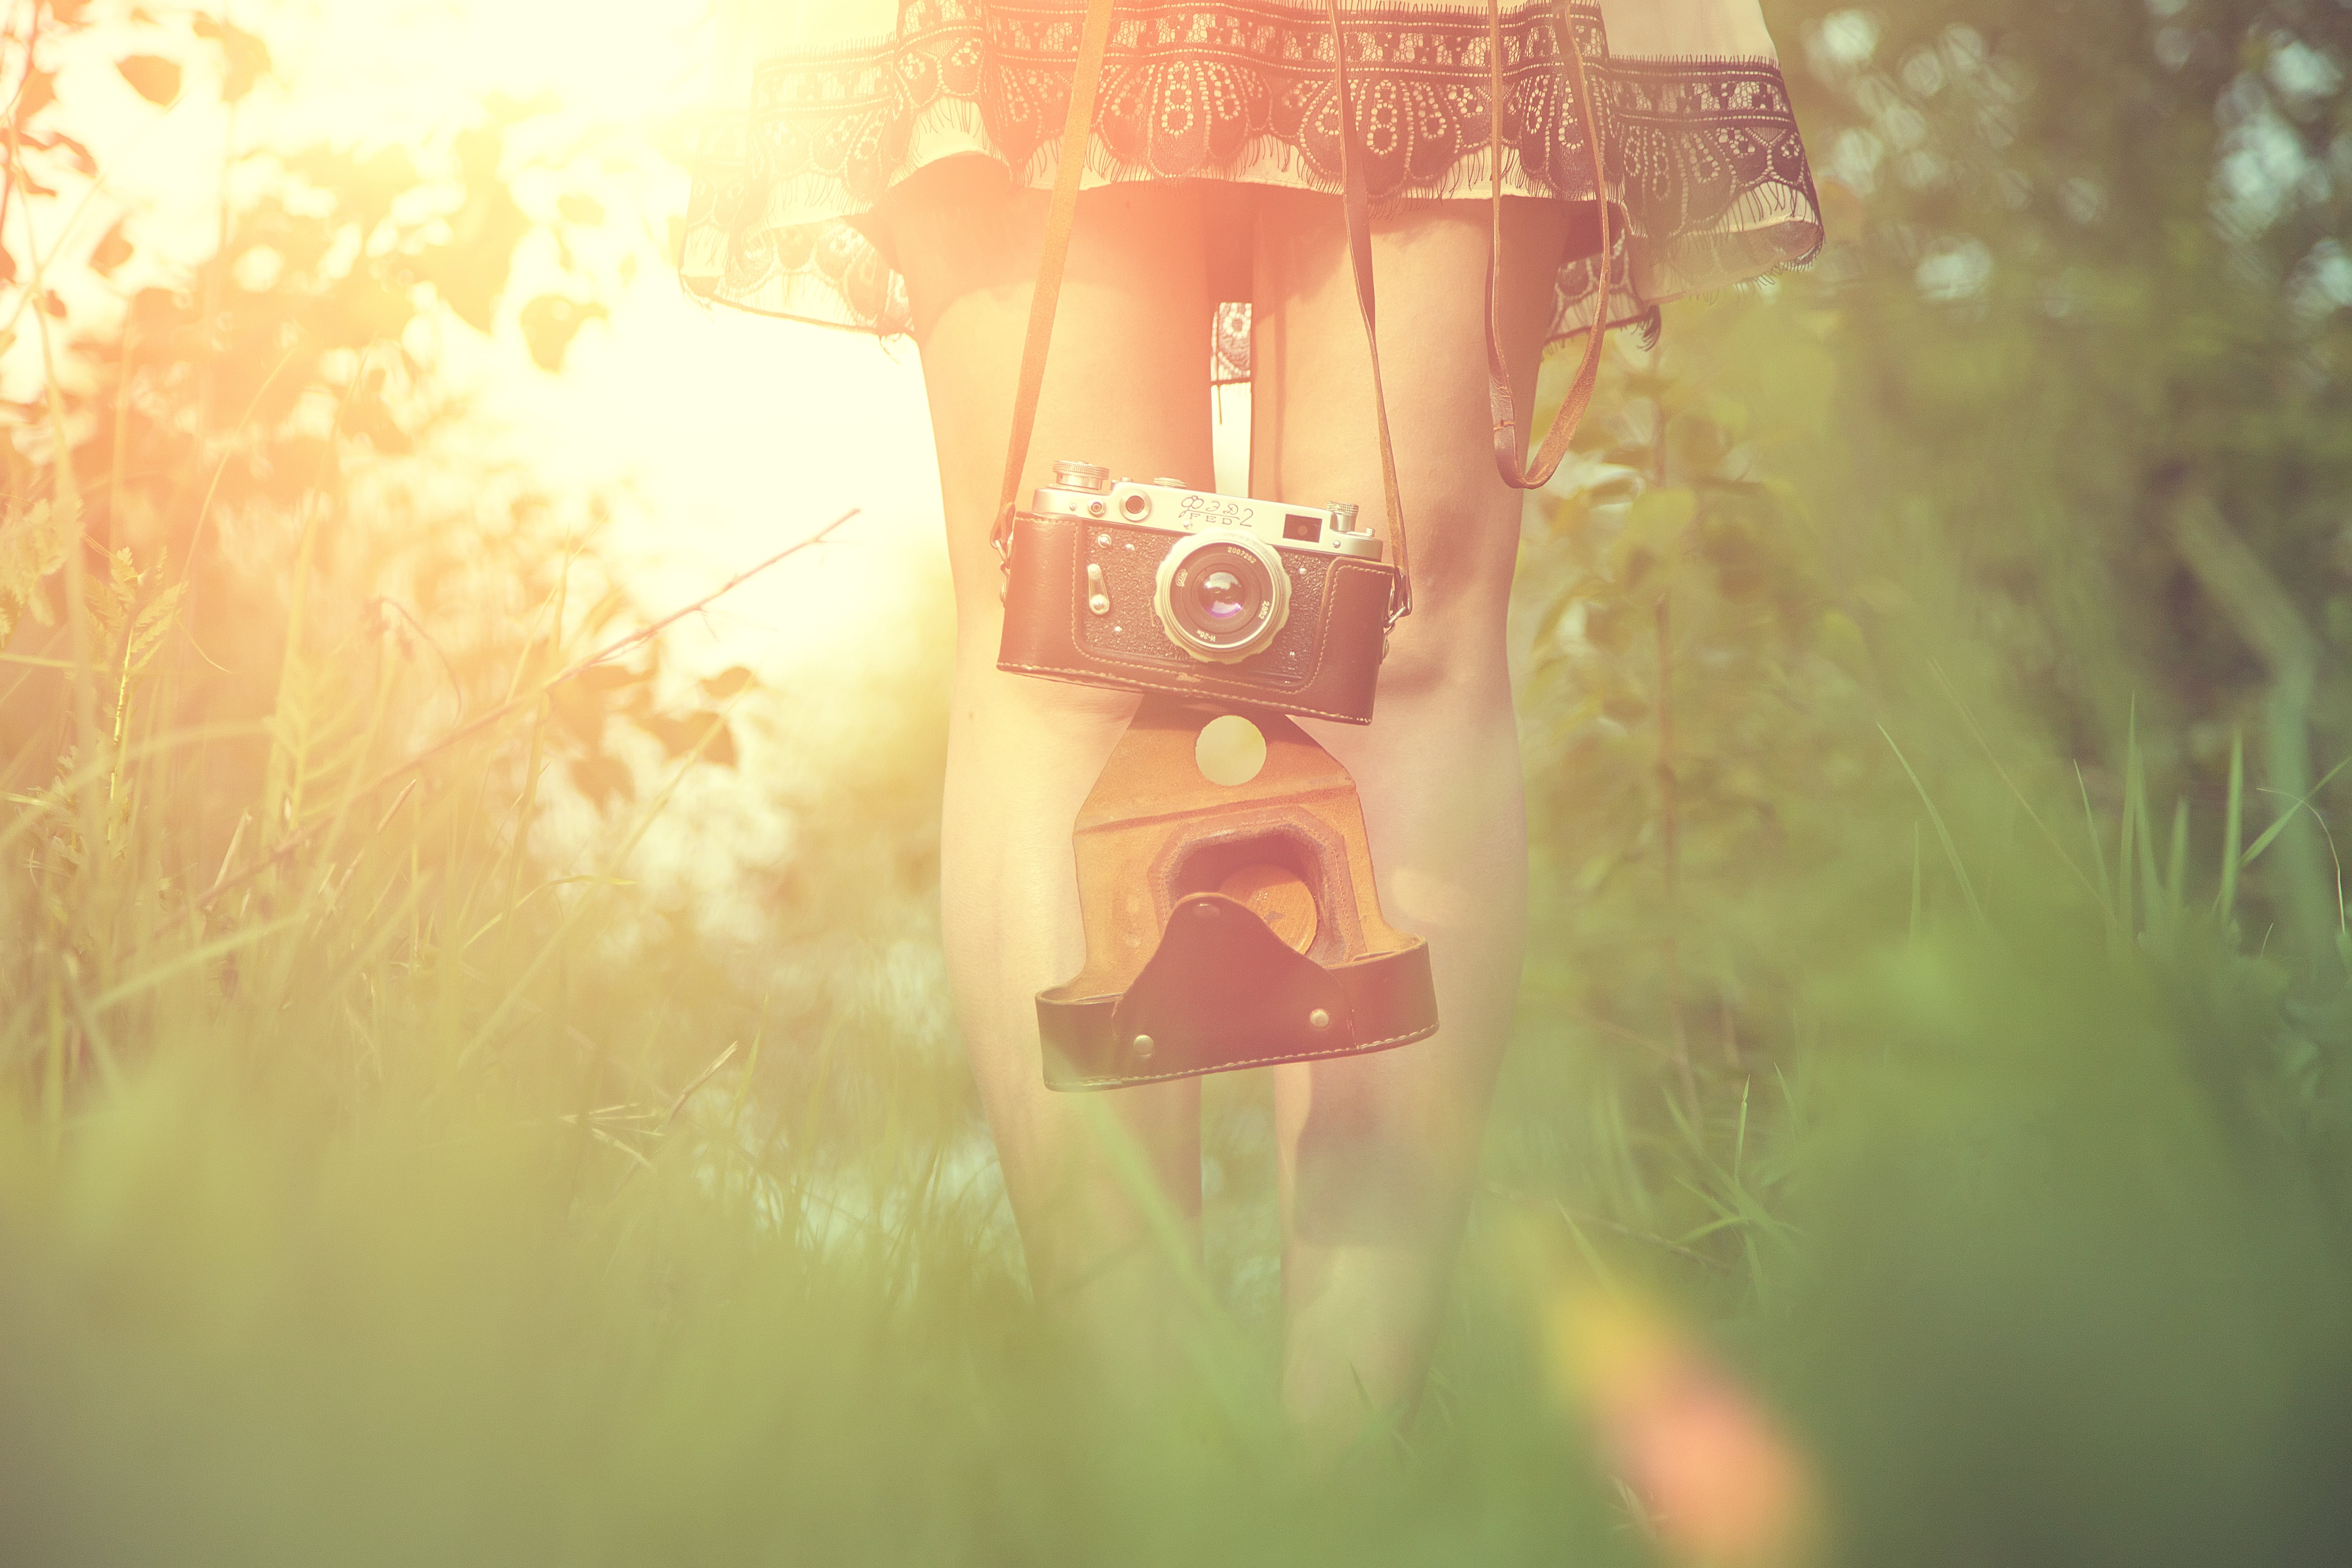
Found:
<box><xmin>1171</xmin><ymin>552</ymin><xmax>1267</xmax><ymax>645</ymax></box>
<box><xmin>1152</xmin><ymin>535</ymin><xmax>1291</xmax><ymax>663</ymax></box>
<box><xmin>1196</xmin><ymin>569</ymin><xmax>1247</xmax><ymax>623</ymax></box>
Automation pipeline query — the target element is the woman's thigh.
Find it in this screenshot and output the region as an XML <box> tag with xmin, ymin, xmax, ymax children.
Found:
<box><xmin>882</xmin><ymin>159</ymin><xmax>1221</xmax><ymax>634</ymax></box>
<box><xmin>1249</xmin><ymin>188</ymin><xmax>1570</xmax><ymax>674</ymax></box>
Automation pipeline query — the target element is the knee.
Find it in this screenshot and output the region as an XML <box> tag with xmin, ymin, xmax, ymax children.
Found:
<box><xmin>1360</xmin><ymin>497</ymin><xmax>1518</xmax><ymax>707</ymax></box>
<box><xmin>1367</xmin><ymin>597</ymin><xmax>1511</xmax><ymax>711</ymax></box>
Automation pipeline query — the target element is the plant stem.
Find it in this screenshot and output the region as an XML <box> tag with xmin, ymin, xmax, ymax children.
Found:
<box><xmin>1656</xmin><ymin>590</ymin><xmax>1693</xmax><ymax>1103</ymax></box>
<box><xmin>2174</xmin><ymin>498</ymin><xmax>2334</xmax><ymax>982</ymax></box>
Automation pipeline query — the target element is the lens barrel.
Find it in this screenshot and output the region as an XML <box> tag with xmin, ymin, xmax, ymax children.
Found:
<box><xmin>1152</xmin><ymin>532</ymin><xmax>1291</xmax><ymax>663</ymax></box>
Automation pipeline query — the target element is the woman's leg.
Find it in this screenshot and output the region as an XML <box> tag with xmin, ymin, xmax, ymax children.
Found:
<box><xmin>885</xmin><ymin>161</ymin><xmax>1218</xmax><ymax>1374</ymax></box>
<box><xmin>1251</xmin><ymin>189</ymin><xmax>1572</xmax><ymax>1438</ymax></box>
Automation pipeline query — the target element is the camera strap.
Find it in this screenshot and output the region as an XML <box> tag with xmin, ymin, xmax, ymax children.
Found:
<box><xmin>990</xmin><ymin>0</ymin><xmax>1120</xmax><ymax>568</ymax></box>
<box><xmin>990</xmin><ymin>0</ymin><xmax>1612</xmax><ymax>622</ymax></box>
<box><xmin>1482</xmin><ymin>0</ymin><xmax>1612</xmax><ymax>490</ymax></box>
<box><xmin>1321</xmin><ymin>0</ymin><xmax>1412</xmax><ymax>628</ymax></box>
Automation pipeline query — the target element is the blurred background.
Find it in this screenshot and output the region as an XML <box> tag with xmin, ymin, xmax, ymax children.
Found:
<box><xmin>3</xmin><ymin>3</ymin><xmax>2349</xmax><ymax>1564</ymax></box>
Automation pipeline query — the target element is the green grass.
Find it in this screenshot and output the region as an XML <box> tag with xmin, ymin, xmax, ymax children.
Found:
<box><xmin>4</xmin><ymin>307</ymin><xmax>2347</xmax><ymax>1561</ymax></box>
<box><xmin>9</xmin><ymin>1</ymin><xmax>2352</xmax><ymax>1556</ymax></box>
<box><xmin>3</xmin><ymin>522</ymin><xmax>2349</xmax><ymax>1566</ymax></box>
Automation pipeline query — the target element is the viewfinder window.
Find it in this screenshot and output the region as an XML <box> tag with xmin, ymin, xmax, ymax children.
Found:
<box><xmin>1282</xmin><ymin>513</ymin><xmax>1323</xmax><ymax>542</ymax></box>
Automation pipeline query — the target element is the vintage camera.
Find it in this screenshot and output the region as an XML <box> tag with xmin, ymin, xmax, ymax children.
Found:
<box><xmin>996</xmin><ymin>461</ymin><xmax>1399</xmax><ymax>725</ymax></box>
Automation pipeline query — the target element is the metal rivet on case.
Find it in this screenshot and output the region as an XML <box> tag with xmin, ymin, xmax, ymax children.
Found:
<box><xmin>1132</xmin><ymin>1034</ymin><xmax>1155</xmax><ymax>1057</ymax></box>
<box><xmin>1096</xmin><ymin>531</ymin><xmax>1112</xmax><ymax>545</ymax></box>
<box><xmin>1308</xmin><ymin>1009</ymin><xmax>1331</xmax><ymax>1030</ymax></box>
<box><xmin>1088</xmin><ymin>594</ymin><xmax>1110</xmax><ymax>614</ymax></box>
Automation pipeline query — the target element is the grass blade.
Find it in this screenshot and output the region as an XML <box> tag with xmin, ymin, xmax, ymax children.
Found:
<box><xmin>1880</xmin><ymin>725</ymin><xmax>1982</xmax><ymax>921</ymax></box>
<box><xmin>2218</xmin><ymin>730</ymin><xmax>2243</xmax><ymax>924</ymax></box>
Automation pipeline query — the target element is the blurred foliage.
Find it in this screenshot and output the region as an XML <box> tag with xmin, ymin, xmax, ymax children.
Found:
<box><xmin>1501</xmin><ymin>0</ymin><xmax>2352</xmax><ymax>1186</ymax></box>
<box><xmin>2</xmin><ymin>0</ymin><xmax>752</xmax><ymax>915</ymax></box>
<box><xmin>3</xmin><ymin>2</ymin><xmax>2352</xmax><ymax>1565</ymax></box>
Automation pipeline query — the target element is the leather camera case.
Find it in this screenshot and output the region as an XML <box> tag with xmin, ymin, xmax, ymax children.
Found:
<box><xmin>996</xmin><ymin>510</ymin><xmax>1393</xmax><ymax>725</ymax></box>
<box><xmin>1035</xmin><ymin>699</ymin><xmax>1438</xmax><ymax>1090</ymax></box>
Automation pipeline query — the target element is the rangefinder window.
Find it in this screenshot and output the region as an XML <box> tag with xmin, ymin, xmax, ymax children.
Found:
<box><xmin>1282</xmin><ymin>513</ymin><xmax>1323</xmax><ymax>542</ymax></box>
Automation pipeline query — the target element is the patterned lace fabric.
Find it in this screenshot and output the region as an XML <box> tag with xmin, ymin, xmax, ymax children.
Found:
<box><xmin>681</xmin><ymin>1</ymin><xmax>1823</xmax><ymax>371</ymax></box>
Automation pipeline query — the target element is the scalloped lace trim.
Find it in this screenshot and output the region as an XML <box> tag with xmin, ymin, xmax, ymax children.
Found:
<box><xmin>681</xmin><ymin>1</ymin><xmax>1823</xmax><ymax>364</ymax></box>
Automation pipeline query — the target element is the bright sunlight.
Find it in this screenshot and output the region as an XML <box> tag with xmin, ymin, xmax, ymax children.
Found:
<box><xmin>5</xmin><ymin>3</ymin><xmax>2349</xmax><ymax>1564</ymax></box>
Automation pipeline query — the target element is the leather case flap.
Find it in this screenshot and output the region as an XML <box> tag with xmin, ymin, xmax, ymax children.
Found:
<box><xmin>1038</xmin><ymin>892</ymin><xmax>1437</xmax><ymax>1090</ymax></box>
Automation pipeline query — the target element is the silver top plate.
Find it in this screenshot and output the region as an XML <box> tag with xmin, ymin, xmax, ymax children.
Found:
<box><xmin>1029</xmin><ymin>472</ymin><xmax>1385</xmax><ymax>562</ymax></box>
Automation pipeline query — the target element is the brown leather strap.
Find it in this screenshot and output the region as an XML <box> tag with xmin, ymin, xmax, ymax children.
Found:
<box><xmin>991</xmin><ymin>0</ymin><xmax>1119</xmax><ymax>563</ymax></box>
<box><xmin>1485</xmin><ymin>0</ymin><xmax>1612</xmax><ymax>490</ymax></box>
<box><xmin>1323</xmin><ymin>0</ymin><xmax>1412</xmax><ymax>627</ymax></box>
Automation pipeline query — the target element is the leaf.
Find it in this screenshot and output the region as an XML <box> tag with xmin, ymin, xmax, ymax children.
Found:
<box><xmin>84</xmin><ymin>547</ymin><xmax>141</xmax><ymax>642</ymax></box>
<box><xmin>193</xmin><ymin>15</ymin><xmax>272</xmax><ymax>102</ymax></box>
<box><xmin>1626</xmin><ymin>486</ymin><xmax>1700</xmax><ymax>542</ymax></box>
<box><xmin>575</xmin><ymin>589</ymin><xmax>632</xmax><ymax>637</ymax></box>
<box><xmin>1607</xmin><ymin>486</ymin><xmax>1699</xmax><ymax>580</ymax></box>
<box><xmin>418</xmin><ymin>165</ymin><xmax>529</xmax><ymax>333</ymax></box>
<box><xmin>517</xmin><ymin>294</ymin><xmax>608</xmax><ymax>372</ymax></box>
<box><xmin>0</xmin><ymin>500</ymin><xmax>74</xmax><ymax>648</ymax></box>
<box><xmin>570</xmin><ymin>752</ymin><xmax>635</xmax><ymax>811</ymax></box>
<box><xmin>289</xmin><ymin>145</ymin><xmax>419</xmax><ymax>232</ymax></box>
<box><xmin>123</xmin><ymin>581</ymin><xmax>188</xmax><ymax>678</ymax></box>
<box><xmin>343</xmin><ymin>368</ymin><xmax>411</xmax><ymax>454</ymax></box>
<box><xmin>1815</xmin><ymin>610</ymin><xmax>1875</xmax><ymax>683</ymax></box>
<box><xmin>49</xmin><ymin>132</ymin><xmax>96</xmax><ymax>176</ymax></box>
<box><xmin>88</xmin><ymin>220</ymin><xmax>133</xmax><ymax>277</ymax></box>
<box><xmin>1600</xmin><ymin>685</ymin><xmax>1651</xmax><ymax>723</ymax></box>
<box><xmin>548</xmin><ymin>679</ymin><xmax>607</xmax><ymax>752</ymax></box>
<box><xmin>16</xmin><ymin>68</ymin><xmax>56</xmax><ymax>123</ymax></box>
<box><xmin>115</xmin><ymin>55</ymin><xmax>182</xmax><ymax>106</ymax></box>
<box><xmin>639</xmin><ymin>711</ymin><xmax>736</xmax><ymax>768</ymax></box>
<box><xmin>699</xmin><ymin>665</ymin><xmax>757</xmax><ymax>699</ymax></box>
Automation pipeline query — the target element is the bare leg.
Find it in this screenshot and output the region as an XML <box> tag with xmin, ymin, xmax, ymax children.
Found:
<box><xmin>885</xmin><ymin>161</ymin><xmax>1217</xmax><ymax>1376</ymax></box>
<box><xmin>1252</xmin><ymin>189</ymin><xmax>1572</xmax><ymax>1440</ymax></box>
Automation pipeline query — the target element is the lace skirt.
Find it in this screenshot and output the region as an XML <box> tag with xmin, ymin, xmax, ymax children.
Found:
<box><xmin>682</xmin><ymin>1</ymin><xmax>1823</xmax><ymax>375</ymax></box>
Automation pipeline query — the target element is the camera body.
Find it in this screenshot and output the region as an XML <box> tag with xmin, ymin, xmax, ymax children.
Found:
<box><xmin>996</xmin><ymin>461</ymin><xmax>1396</xmax><ymax>725</ymax></box>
